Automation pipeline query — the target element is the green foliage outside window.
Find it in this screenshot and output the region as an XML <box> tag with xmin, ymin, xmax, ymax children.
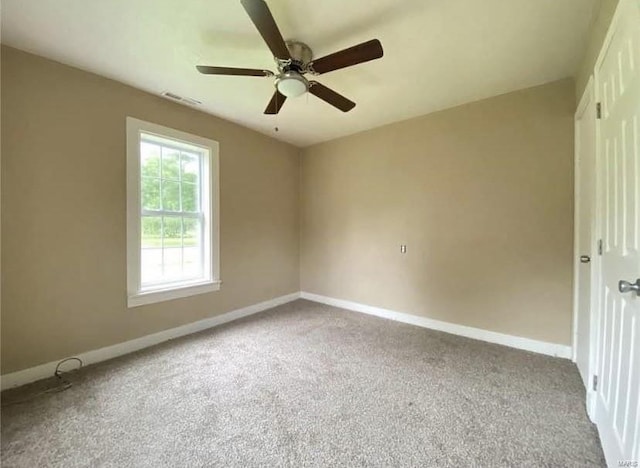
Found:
<box><xmin>140</xmin><ymin>142</ymin><xmax>201</xmax><ymax>245</ymax></box>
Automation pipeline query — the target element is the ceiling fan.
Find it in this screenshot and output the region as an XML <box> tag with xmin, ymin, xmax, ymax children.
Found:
<box><xmin>196</xmin><ymin>0</ymin><xmax>384</xmax><ymax>114</ymax></box>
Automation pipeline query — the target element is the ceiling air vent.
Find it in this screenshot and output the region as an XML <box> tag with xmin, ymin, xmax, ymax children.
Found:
<box><xmin>161</xmin><ymin>91</ymin><xmax>202</xmax><ymax>107</ymax></box>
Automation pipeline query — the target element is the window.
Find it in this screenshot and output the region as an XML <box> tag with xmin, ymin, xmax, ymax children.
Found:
<box><xmin>126</xmin><ymin>117</ymin><xmax>220</xmax><ymax>307</ymax></box>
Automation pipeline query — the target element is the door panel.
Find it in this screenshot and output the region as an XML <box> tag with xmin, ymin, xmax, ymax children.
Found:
<box><xmin>594</xmin><ymin>0</ymin><xmax>640</xmax><ymax>463</ymax></box>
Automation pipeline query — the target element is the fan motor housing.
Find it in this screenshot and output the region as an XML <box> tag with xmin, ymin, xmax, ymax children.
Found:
<box><xmin>283</xmin><ymin>41</ymin><xmax>313</xmax><ymax>72</ymax></box>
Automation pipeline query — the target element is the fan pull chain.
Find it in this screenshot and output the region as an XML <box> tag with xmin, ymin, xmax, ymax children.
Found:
<box><xmin>274</xmin><ymin>91</ymin><xmax>279</xmax><ymax>132</ymax></box>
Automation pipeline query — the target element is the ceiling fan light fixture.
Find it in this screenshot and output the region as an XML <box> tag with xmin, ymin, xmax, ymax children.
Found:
<box><xmin>197</xmin><ymin>0</ymin><xmax>383</xmax><ymax>114</ymax></box>
<box><xmin>276</xmin><ymin>71</ymin><xmax>308</xmax><ymax>98</ymax></box>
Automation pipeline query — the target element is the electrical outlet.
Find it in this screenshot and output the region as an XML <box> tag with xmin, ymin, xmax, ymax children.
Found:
<box><xmin>400</xmin><ymin>245</ymin><xmax>407</xmax><ymax>253</ymax></box>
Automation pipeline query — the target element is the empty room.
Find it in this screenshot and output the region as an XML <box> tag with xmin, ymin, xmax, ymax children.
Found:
<box><xmin>1</xmin><ymin>0</ymin><xmax>639</xmax><ymax>466</ymax></box>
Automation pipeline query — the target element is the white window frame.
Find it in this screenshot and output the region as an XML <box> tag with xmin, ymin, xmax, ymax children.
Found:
<box><xmin>126</xmin><ymin>117</ymin><xmax>220</xmax><ymax>308</ymax></box>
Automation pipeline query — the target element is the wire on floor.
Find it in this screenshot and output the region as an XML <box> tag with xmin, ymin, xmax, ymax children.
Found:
<box><xmin>1</xmin><ymin>357</ymin><xmax>83</xmax><ymax>407</ymax></box>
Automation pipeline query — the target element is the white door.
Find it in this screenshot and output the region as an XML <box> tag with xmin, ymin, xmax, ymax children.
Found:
<box><xmin>574</xmin><ymin>79</ymin><xmax>597</xmax><ymax>390</ymax></box>
<box><xmin>593</xmin><ymin>0</ymin><xmax>640</xmax><ymax>464</ymax></box>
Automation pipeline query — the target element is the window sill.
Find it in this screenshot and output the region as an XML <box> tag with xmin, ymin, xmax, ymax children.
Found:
<box><xmin>128</xmin><ymin>280</ymin><xmax>221</xmax><ymax>308</ymax></box>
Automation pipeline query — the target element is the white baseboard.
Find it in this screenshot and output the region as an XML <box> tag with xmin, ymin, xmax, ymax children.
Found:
<box><xmin>300</xmin><ymin>292</ymin><xmax>572</xmax><ymax>359</ymax></box>
<box><xmin>2</xmin><ymin>290</ymin><xmax>572</xmax><ymax>390</ymax></box>
<box><xmin>1</xmin><ymin>292</ymin><xmax>301</xmax><ymax>390</ymax></box>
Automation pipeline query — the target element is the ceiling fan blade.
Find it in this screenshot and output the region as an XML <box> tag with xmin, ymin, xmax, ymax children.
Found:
<box><xmin>240</xmin><ymin>0</ymin><xmax>291</xmax><ymax>60</ymax></box>
<box><xmin>196</xmin><ymin>66</ymin><xmax>273</xmax><ymax>77</ymax></box>
<box><xmin>308</xmin><ymin>81</ymin><xmax>355</xmax><ymax>112</ymax></box>
<box><xmin>309</xmin><ymin>39</ymin><xmax>383</xmax><ymax>75</ymax></box>
<box><xmin>264</xmin><ymin>90</ymin><xmax>287</xmax><ymax>114</ymax></box>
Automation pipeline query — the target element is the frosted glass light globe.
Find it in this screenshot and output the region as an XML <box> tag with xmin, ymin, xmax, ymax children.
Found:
<box><xmin>276</xmin><ymin>72</ymin><xmax>308</xmax><ymax>98</ymax></box>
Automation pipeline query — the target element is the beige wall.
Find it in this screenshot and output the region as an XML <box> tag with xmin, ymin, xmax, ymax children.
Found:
<box><xmin>1</xmin><ymin>47</ymin><xmax>300</xmax><ymax>374</ymax></box>
<box><xmin>1</xmin><ymin>44</ymin><xmax>579</xmax><ymax>375</ymax></box>
<box><xmin>300</xmin><ymin>79</ymin><xmax>575</xmax><ymax>345</ymax></box>
<box><xmin>575</xmin><ymin>0</ymin><xmax>618</xmax><ymax>100</ymax></box>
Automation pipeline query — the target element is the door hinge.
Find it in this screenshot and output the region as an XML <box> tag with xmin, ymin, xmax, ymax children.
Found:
<box><xmin>596</xmin><ymin>102</ymin><xmax>602</xmax><ymax>119</ymax></box>
<box><xmin>592</xmin><ymin>375</ymin><xmax>598</xmax><ymax>392</ymax></box>
<box><xmin>598</xmin><ymin>239</ymin><xmax>603</xmax><ymax>255</ymax></box>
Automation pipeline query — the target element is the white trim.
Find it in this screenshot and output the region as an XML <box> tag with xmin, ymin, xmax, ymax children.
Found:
<box><xmin>126</xmin><ymin>117</ymin><xmax>221</xmax><ymax>308</ymax></box>
<box><xmin>575</xmin><ymin>75</ymin><xmax>595</xmax><ymax>119</ymax></box>
<box><xmin>0</xmin><ymin>292</ymin><xmax>300</xmax><ymax>390</ymax></box>
<box><xmin>1</xmin><ymin>290</ymin><xmax>574</xmax><ymax>390</ymax></box>
<box><xmin>301</xmin><ymin>292</ymin><xmax>572</xmax><ymax>359</ymax></box>
<box><xmin>572</xmin><ymin>75</ymin><xmax>595</xmax><ymax>363</ymax></box>
<box><xmin>573</xmin><ymin>76</ymin><xmax>601</xmax><ymax>423</ymax></box>
<box><xmin>127</xmin><ymin>280</ymin><xmax>222</xmax><ymax>307</ymax></box>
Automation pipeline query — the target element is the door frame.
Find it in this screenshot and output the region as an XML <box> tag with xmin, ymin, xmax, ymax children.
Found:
<box><xmin>572</xmin><ymin>75</ymin><xmax>599</xmax><ymax>421</ymax></box>
<box><xmin>572</xmin><ymin>76</ymin><xmax>593</xmax><ymax>364</ymax></box>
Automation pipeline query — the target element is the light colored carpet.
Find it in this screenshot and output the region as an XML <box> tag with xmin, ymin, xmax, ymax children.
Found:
<box><xmin>1</xmin><ymin>299</ymin><xmax>604</xmax><ymax>467</ymax></box>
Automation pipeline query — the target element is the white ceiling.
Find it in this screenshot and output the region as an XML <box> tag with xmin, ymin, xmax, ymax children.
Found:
<box><xmin>1</xmin><ymin>0</ymin><xmax>598</xmax><ymax>147</ymax></box>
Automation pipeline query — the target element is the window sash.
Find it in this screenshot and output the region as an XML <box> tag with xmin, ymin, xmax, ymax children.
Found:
<box><xmin>139</xmin><ymin>211</ymin><xmax>206</xmax><ymax>289</ymax></box>
<box><xmin>141</xmin><ymin>133</ymin><xmax>210</xmax><ymax>154</ymax></box>
<box><xmin>140</xmin><ymin>210</ymin><xmax>202</xmax><ymax>218</ymax></box>
<box><xmin>138</xmin><ymin>144</ymin><xmax>207</xmax><ymax>290</ymax></box>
